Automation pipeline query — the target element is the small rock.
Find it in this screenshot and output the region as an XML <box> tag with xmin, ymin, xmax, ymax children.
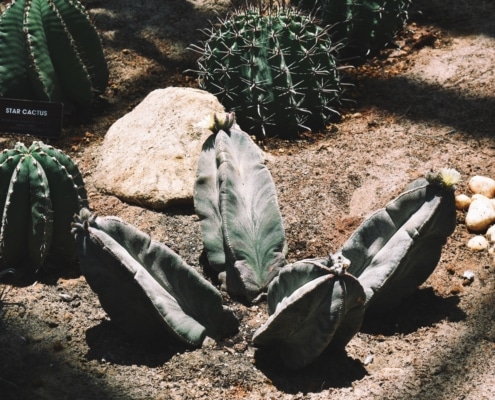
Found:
<box><xmin>455</xmin><ymin>193</ymin><xmax>471</xmax><ymax>211</ymax></box>
<box><xmin>467</xmin><ymin>235</ymin><xmax>489</xmax><ymax>251</ymax></box>
<box><xmin>364</xmin><ymin>354</ymin><xmax>374</xmax><ymax>365</ymax></box>
<box><xmin>486</xmin><ymin>225</ymin><xmax>495</xmax><ymax>242</ymax></box>
<box><xmin>202</xmin><ymin>337</ymin><xmax>216</xmax><ymax>348</ymax></box>
<box><xmin>468</xmin><ymin>175</ymin><xmax>495</xmax><ymax>198</ymax></box>
<box><xmin>463</xmin><ymin>270</ymin><xmax>475</xmax><ymax>281</ymax></box>
<box><xmin>465</xmin><ymin>195</ymin><xmax>495</xmax><ymax>232</ymax></box>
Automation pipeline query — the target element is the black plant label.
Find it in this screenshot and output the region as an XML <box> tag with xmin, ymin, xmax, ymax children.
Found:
<box><xmin>0</xmin><ymin>98</ymin><xmax>63</xmax><ymax>138</ymax></box>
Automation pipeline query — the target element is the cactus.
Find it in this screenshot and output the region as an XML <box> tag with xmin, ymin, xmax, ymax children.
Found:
<box><xmin>0</xmin><ymin>0</ymin><xmax>109</xmax><ymax>108</ymax></box>
<box><xmin>340</xmin><ymin>168</ymin><xmax>459</xmax><ymax>312</ymax></box>
<box><xmin>292</xmin><ymin>0</ymin><xmax>411</xmax><ymax>57</ymax></box>
<box><xmin>252</xmin><ymin>169</ymin><xmax>458</xmax><ymax>368</ymax></box>
<box><xmin>72</xmin><ymin>208</ymin><xmax>239</xmax><ymax>346</ymax></box>
<box><xmin>194</xmin><ymin>113</ymin><xmax>287</xmax><ymax>303</ymax></box>
<box><xmin>0</xmin><ymin>141</ymin><xmax>87</xmax><ymax>272</ymax></box>
<box><xmin>189</xmin><ymin>6</ymin><xmax>342</xmax><ymax>137</ymax></box>
<box><xmin>252</xmin><ymin>254</ymin><xmax>365</xmax><ymax>370</ymax></box>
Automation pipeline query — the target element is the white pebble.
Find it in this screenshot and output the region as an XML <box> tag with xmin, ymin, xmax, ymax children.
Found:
<box><xmin>486</xmin><ymin>225</ymin><xmax>495</xmax><ymax>242</ymax></box>
<box><xmin>455</xmin><ymin>194</ymin><xmax>471</xmax><ymax>210</ymax></box>
<box><xmin>468</xmin><ymin>175</ymin><xmax>495</xmax><ymax>198</ymax></box>
<box><xmin>463</xmin><ymin>270</ymin><xmax>475</xmax><ymax>281</ymax></box>
<box><xmin>465</xmin><ymin>195</ymin><xmax>495</xmax><ymax>232</ymax></box>
<box><xmin>467</xmin><ymin>235</ymin><xmax>489</xmax><ymax>251</ymax></box>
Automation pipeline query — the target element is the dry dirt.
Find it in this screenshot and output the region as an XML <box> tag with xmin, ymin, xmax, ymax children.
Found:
<box><xmin>2</xmin><ymin>0</ymin><xmax>495</xmax><ymax>399</ymax></box>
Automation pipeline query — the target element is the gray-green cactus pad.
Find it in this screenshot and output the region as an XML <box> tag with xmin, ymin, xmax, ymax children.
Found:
<box><xmin>72</xmin><ymin>209</ymin><xmax>239</xmax><ymax>346</ymax></box>
<box><xmin>341</xmin><ymin>172</ymin><xmax>457</xmax><ymax>312</ymax></box>
<box><xmin>253</xmin><ymin>258</ymin><xmax>365</xmax><ymax>370</ymax></box>
<box><xmin>194</xmin><ymin>127</ymin><xmax>287</xmax><ymax>304</ymax></box>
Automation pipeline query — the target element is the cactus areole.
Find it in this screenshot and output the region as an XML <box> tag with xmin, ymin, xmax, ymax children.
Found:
<box><xmin>0</xmin><ymin>141</ymin><xmax>87</xmax><ymax>273</ymax></box>
<box><xmin>190</xmin><ymin>7</ymin><xmax>342</xmax><ymax>137</ymax></box>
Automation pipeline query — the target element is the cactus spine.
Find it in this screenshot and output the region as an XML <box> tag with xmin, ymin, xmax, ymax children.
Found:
<box><xmin>0</xmin><ymin>141</ymin><xmax>87</xmax><ymax>272</ymax></box>
<box><xmin>0</xmin><ymin>0</ymin><xmax>108</xmax><ymax>108</ymax></box>
<box><xmin>190</xmin><ymin>6</ymin><xmax>342</xmax><ymax>137</ymax></box>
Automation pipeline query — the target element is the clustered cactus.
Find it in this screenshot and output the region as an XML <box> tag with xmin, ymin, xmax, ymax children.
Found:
<box><xmin>0</xmin><ymin>0</ymin><xmax>108</xmax><ymax>108</ymax></box>
<box><xmin>0</xmin><ymin>141</ymin><xmax>87</xmax><ymax>273</ymax></box>
<box><xmin>252</xmin><ymin>167</ymin><xmax>458</xmax><ymax>368</ymax></box>
<box><xmin>190</xmin><ymin>6</ymin><xmax>342</xmax><ymax>137</ymax></box>
<box><xmin>292</xmin><ymin>0</ymin><xmax>412</xmax><ymax>57</ymax></box>
<box><xmin>66</xmin><ymin>113</ymin><xmax>459</xmax><ymax>370</ymax></box>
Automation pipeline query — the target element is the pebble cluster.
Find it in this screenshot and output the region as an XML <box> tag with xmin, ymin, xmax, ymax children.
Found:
<box><xmin>456</xmin><ymin>175</ymin><xmax>495</xmax><ymax>252</ymax></box>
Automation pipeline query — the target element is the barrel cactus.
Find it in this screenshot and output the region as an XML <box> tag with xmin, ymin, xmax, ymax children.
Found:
<box><xmin>194</xmin><ymin>113</ymin><xmax>287</xmax><ymax>303</ymax></box>
<box><xmin>253</xmin><ymin>254</ymin><xmax>365</xmax><ymax>370</ymax></box>
<box><xmin>0</xmin><ymin>141</ymin><xmax>87</xmax><ymax>273</ymax></box>
<box><xmin>72</xmin><ymin>208</ymin><xmax>239</xmax><ymax>346</ymax></box>
<box><xmin>292</xmin><ymin>0</ymin><xmax>411</xmax><ymax>57</ymax></box>
<box><xmin>0</xmin><ymin>0</ymin><xmax>109</xmax><ymax>108</ymax></box>
<box><xmin>189</xmin><ymin>6</ymin><xmax>342</xmax><ymax>137</ymax></box>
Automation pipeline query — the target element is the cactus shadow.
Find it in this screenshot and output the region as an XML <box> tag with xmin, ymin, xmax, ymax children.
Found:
<box><xmin>359</xmin><ymin>287</ymin><xmax>466</xmax><ymax>336</ymax></box>
<box><xmin>0</xmin><ymin>259</ymin><xmax>82</xmax><ymax>287</ymax></box>
<box><xmin>411</xmin><ymin>0</ymin><xmax>495</xmax><ymax>38</ymax></box>
<box><xmin>254</xmin><ymin>347</ymin><xmax>367</xmax><ymax>394</ymax></box>
<box><xmin>85</xmin><ymin>320</ymin><xmax>188</xmax><ymax>367</ymax></box>
<box><xmin>356</xmin><ymin>74</ymin><xmax>495</xmax><ymax>138</ymax></box>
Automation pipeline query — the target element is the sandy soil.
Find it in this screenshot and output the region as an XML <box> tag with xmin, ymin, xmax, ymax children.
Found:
<box><xmin>1</xmin><ymin>0</ymin><xmax>495</xmax><ymax>399</ymax></box>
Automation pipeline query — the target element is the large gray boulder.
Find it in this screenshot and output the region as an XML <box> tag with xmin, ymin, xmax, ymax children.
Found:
<box><xmin>93</xmin><ymin>87</ymin><xmax>225</xmax><ymax>209</ymax></box>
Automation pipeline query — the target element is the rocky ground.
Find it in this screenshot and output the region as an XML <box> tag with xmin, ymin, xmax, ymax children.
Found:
<box><xmin>1</xmin><ymin>0</ymin><xmax>495</xmax><ymax>399</ymax></box>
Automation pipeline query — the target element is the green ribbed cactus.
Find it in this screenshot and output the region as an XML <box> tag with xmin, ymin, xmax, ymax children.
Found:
<box><xmin>0</xmin><ymin>141</ymin><xmax>87</xmax><ymax>273</ymax></box>
<box><xmin>292</xmin><ymin>0</ymin><xmax>411</xmax><ymax>57</ymax></box>
<box><xmin>189</xmin><ymin>6</ymin><xmax>342</xmax><ymax>137</ymax></box>
<box><xmin>0</xmin><ymin>0</ymin><xmax>108</xmax><ymax>108</ymax></box>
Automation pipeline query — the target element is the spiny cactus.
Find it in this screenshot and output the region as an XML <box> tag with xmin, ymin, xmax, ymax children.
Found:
<box><xmin>293</xmin><ymin>0</ymin><xmax>411</xmax><ymax>57</ymax></box>
<box><xmin>194</xmin><ymin>113</ymin><xmax>287</xmax><ymax>303</ymax></box>
<box><xmin>189</xmin><ymin>6</ymin><xmax>342</xmax><ymax>137</ymax></box>
<box><xmin>72</xmin><ymin>208</ymin><xmax>239</xmax><ymax>345</ymax></box>
<box><xmin>0</xmin><ymin>141</ymin><xmax>87</xmax><ymax>273</ymax></box>
<box><xmin>0</xmin><ymin>0</ymin><xmax>108</xmax><ymax>108</ymax></box>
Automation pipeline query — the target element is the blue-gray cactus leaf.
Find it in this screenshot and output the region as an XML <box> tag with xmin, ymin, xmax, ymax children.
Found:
<box><xmin>341</xmin><ymin>170</ymin><xmax>458</xmax><ymax>312</ymax></box>
<box><xmin>195</xmin><ymin>123</ymin><xmax>287</xmax><ymax>303</ymax></box>
<box><xmin>265</xmin><ymin>258</ymin><xmax>329</xmax><ymax>314</ymax></box>
<box><xmin>216</xmin><ymin>128</ymin><xmax>287</xmax><ymax>303</ymax></box>
<box><xmin>253</xmin><ymin>258</ymin><xmax>365</xmax><ymax>370</ymax></box>
<box><xmin>72</xmin><ymin>209</ymin><xmax>239</xmax><ymax>346</ymax></box>
<box><xmin>194</xmin><ymin>133</ymin><xmax>225</xmax><ymax>272</ymax></box>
